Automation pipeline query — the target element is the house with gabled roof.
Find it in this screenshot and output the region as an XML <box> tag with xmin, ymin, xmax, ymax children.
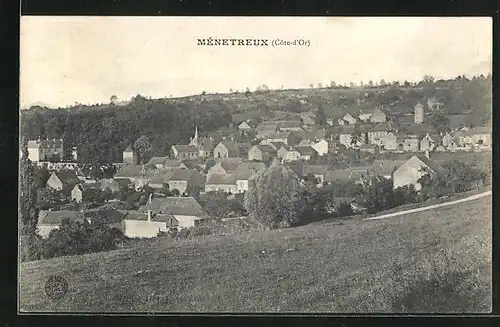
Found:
<box><xmin>208</xmin><ymin>158</ymin><xmax>243</xmax><ymax>175</ymax></box>
<box><xmin>367</xmin><ymin>123</ymin><xmax>390</xmax><ymax>146</ymax></box>
<box><xmin>46</xmin><ymin>171</ymin><xmax>80</xmax><ymax>193</ymax></box>
<box><xmin>301</xmin><ymin>165</ymin><xmax>332</xmax><ymax>186</ymax></box>
<box><xmin>420</xmin><ymin>134</ymin><xmax>442</xmax><ymax>152</ymax></box>
<box><xmin>213</xmin><ymin>141</ymin><xmax>244</xmax><ymax>159</ymax></box>
<box><xmin>403</xmin><ymin>136</ymin><xmax>420</xmax><ymax>152</ymax></box>
<box><xmin>164</xmin><ymin>169</ymin><xmax>205</xmax><ymax>196</ymax></box>
<box><xmin>37</xmin><ymin>210</ymin><xmax>86</xmax><ymax>238</ymax></box>
<box><xmin>71</xmin><ymin>182</ymin><xmax>101</xmax><ymax>203</ymax></box>
<box><xmin>261</xmin><ymin>131</ymin><xmax>299</xmax><ymax>146</ymax></box>
<box><xmin>171</xmin><ymin>145</ymin><xmax>199</xmax><ymax>160</ymax></box>
<box><xmin>295</xmin><ymin>146</ymin><xmax>318</xmax><ymax>161</ymax></box>
<box><xmin>27</xmin><ymin>138</ymin><xmax>64</xmax><ymax>162</ymax></box>
<box><xmin>370</xmin><ymin>159</ymin><xmax>407</xmax><ymax>179</ymax></box>
<box><xmin>324</xmin><ymin>165</ymin><xmax>374</xmax><ymax>186</ymax></box>
<box><xmin>470</xmin><ymin>126</ymin><xmax>491</xmax><ymax>148</ymax></box>
<box><xmin>148</xmin><ymin>157</ymin><xmax>188</xmax><ymax>170</ymax></box>
<box><xmin>238</xmin><ymin>121</ymin><xmax>253</xmax><ymax>132</ymax></box>
<box><xmin>310</xmin><ymin>139</ymin><xmax>329</xmax><ymax>156</ymax></box>
<box><xmin>205</xmin><ymin>174</ymin><xmax>238</xmax><ymax>194</ymax></box>
<box><xmin>338</xmin><ymin>113</ymin><xmax>357</xmax><ymax>125</ymax></box>
<box><xmin>277</xmin><ymin>120</ymin><xmax>304</xmax><ymax>132</ymax></box>
<box><xmin>248</xmin><ymin>145</ymin><xmax>276</xmax><ymax>162</ymax></box>
<box><xmin>392</xmin><ymin>155</ymin><xmax>443</xmax><ymax>191</ymax></box>
<box><xmin>441</xmin><ymin>131</ymin><xmax>454</xmax><ymax>148</ymax></box>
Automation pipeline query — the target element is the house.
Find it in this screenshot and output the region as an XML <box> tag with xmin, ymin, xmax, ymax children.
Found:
<box><xmin>295</xmin><ymin>146</ymin><xmax>318</xmax><ymax>161</ymax></box>
<box><xmin>338</xmin><ymin>113</ymin><xmax>357</xmax><ymax>125</ymax></box>
<box><xmin>36</xmin><ymin>210</ymin><xmax>86</xmax><ymax>238</ymax></box>
<box><xmin>213</xmin><ymin>141</ymin><xmax>242</xmax><ymax>159</ymax></box>
<box><xmin>420</xmin><ymin>134</ymin><xmax>442</xmax><ymax>152</ymax></box>
<box><xmin>310</xmin><ymin>139</ymin><xmax>329</xmax><ymax>156</ymax></box>
<box><xmin>392</xmin><ymin>155</ymin><xmax>443</xmax><ymax>191</ymax></box>
<box><xmin>238</xmin><ymin>121</ymin><xmax>253</xmax><ymax>132</ymax></box>
<box><xmin>324</xmin><ymin>165</ymin><xmax>374</xmax><ymax>186</ymax></box>
<box><xmin>248</xmin><ymin>145</ymin><xmax>276</xmax><ymax>162</ymax></box>
<box><xmin>301</xmin><ymin>165</ymin><xmax>331</xmax><ymax>186</ymax></box>
<box><xmin>277</xmin><ymin>120</ymin><xmax>304</xmax><ymax>132</ymax></box>
<box><xmin>453</xmin><ymin>130</ymin><xmax>473</xmax><ymax>147</ymax></box>
<box><xmin>234</xmin><ymin>161</ymin><xmax>266</xmax><ymax>174</ymax></box>
<box><xmin>282</xmin><ymin>149</ymin><xmax>301</xmax><ymax>162</ymax></box>
<box><xmin>261</xmin><ymin>131</ymin><xmax>299</xmax><ymax>146</ymax></box>
<box><xmin>359</xmin><ymin>107</ymin><xmax>387</xmax><ymax>123</ymax></box>
<box><xmin>139</xmin><ymin>196</ymin><xmax>208</xmax><ymax>229</ymax></box>
<box><xmin>171</xmin><ymin>145</ymin><xmax>199</xmax><ymax>160</ymax></box>
<box><xmin>46</xmin><ymin>171</ymin><xmax>80</xmax><ymax>192</ymax></box>
<box><xmin>381</xmin><ymin>132</ymin><xmax>398</xmax><ymax>150</ymax></box>
<box><xmin>470</xmin><ymin>126</ymin><xmax>491</xmax><ymax>147</ymax></box>
<box><xmin>441</xmin><ymin>132</ymin><xmax>454</xmax><ymax>148</ymax></box>
<box><xmin>369</xmin><ymin>108</ymin><xmax>387</xmax><ymax>123</ymax></box>
<box><xmin>71</xmin><ymin>183</ymin><xmax>101</xmax><ymax>203</ymax></box>
<box><xmin>123</xmin><ymin>145</ymin><xmax>140</xmax><ymax>164</ymax></box>
<box><xmin>370</xmin><ymin>159</ymin><xmax>407</xmax><ymax>179</ymax></box>
<box><xmin>165</xmin><ymin>169</ymin><xmax>205</xmax><ymax>195</ymax></box>
<box><xmin>205</xmin><ymin>174</ymin><xmax>238</xmax><ymax>194</ymax></box>
<box><xmin>208</xmin><ymin>158</ymin><xmax>243</xmax><ymax>175</ymax></box>
<box><xmin>336</xmin><ymin>126</ymin><xmax>365</xmax><ymax>148</ymax></box>
<box><xmin>367</xmin><ymin>123</ymin><xmax>389</xmax><ymax>146</ymax></box>
<box><xmin>119</xmin><ymin>210</ymin><xmax>173</xmax><ymax>238</ymax></box>
<box><xmin>27</xmin><ymin>138</ymin><xmax>64</xmax><ymax>162</ymax></box>
<box><xmin>100</xmin><ymin>178</ymin><xmax>132</xmax><ymax>193</ymax></box>
<box><xmin>302</xmin><ymin>115</ymin><xmax>316</xmax><ymax>126</ymax></box>
<box><xmin>37</xmin><ymin>208</ymin><xmax>125</xmax><ymax>238</ymax></box>
<box><xmin>403</xmin><ymin>137</ymin><xmax>420</xmax><ymax>152</ymax></box>
<box><xmin>147</xmin><ymin>157</ymin><xmax>187</xmax><ymax>170</ymax></box>
<box><xmin>359</xmin><ymin>144</ymin><xmax>380</xmax><ymax>155</ymax></box>
<box><xmin>268</xmin><ymin>141</ymin><xmax>287</xmax><ymax>152</ymax></box>
<box><xmin>233</xmin><ymin>169</ymin><xmax>260</xmax><ymax>193</ymax></box>
<box><xmin>275</xmin><ymin>144</ymin><xmax>290</xmax><ymax>159</ymax></box>
<box><xmin>148</xmin><ymin>177</ymin><xmax>166</xmax><ymax>191</ymax></box>
<box><xmin>147</xmin><ymin>157</ymin><xmax>170</xmax><ymax>169</ymax></box>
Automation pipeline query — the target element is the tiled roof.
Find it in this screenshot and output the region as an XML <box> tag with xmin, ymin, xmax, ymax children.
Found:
<box><xmin>257</xmin><ymin>145</ymin><xmax>277</xmax><ymax>154</ymax></box>
<box><xmin>172</xmin><ymin>145</ymin><xmax>199</xmax><ymax>153</ymax></box>
<box><xmin>295</xmin><ymin>146</ymin><xmax>317</xmax><ymax>155</ymax></box>
<box><xmin>218</xmin><ymin>158</ymin><xmax>243</xmax><ymax>172</ymax></box>
<box><xmin>370</xmin><ymin>159</ymin><xmax>407</xmax><ymax>176</ymax></box>
<box><xmin>368</xmin><ymin>123</ymin><xmax>390</xmax><ymax>132</ymax></box>
<box><xmin>118</xmin><ymin>210</ymin><xmax>173</xmax><ymax>222</ymax></box>
<box><xmin>267</xmin><ymin>131</ymin><xmax>292</xmax><ymax>139</ymax></box>
<box><xmin>206</xmin><ymin>173</ymin><xmax>237</xmax><ymax>185</ymax></box>
<box><xmin>140</xmin><ymin>196</ymin><xmax>208</xmax><ymax>217</ymax></box>
<box><xmin>269</xmin><ymin>142</ymin><xmax>287</xmax><ymax>151</ymax></box>
<box><xmin>38</xmin><ymin>210</ymin><xmax>85</xmax><ymax>225</ymax></box>
<box><xmin>414</xmin><ymin>155</ymin><xmax>444</xmax><ymax>173</ymax></box>
<box><xmin>169</xmin><ymin>169</ymin><xmax>199</xmax><ymax>181</ymax></box>
<box><xmin>53</xmin><ymin>171</ymin><xmax>79</xmax><ymax>187</ymax></box>
<box><xmin>148</xmin><ymin>157</ymin><xmax>169</xmax><ymax>165</ymax></box>
<box><xmin>325</xmin><ymin>165</ymin><xmax>373</xmax><ymax>183</ymax></box>
<box><xmin>302</xmin><ymin>165</ymin><xmax>331</xmax><ymax>176</ymax></box>
<box><xmin>234</xmin><ymin>161</ymin><xmax>266</xmax><ymax>174</ymax></box>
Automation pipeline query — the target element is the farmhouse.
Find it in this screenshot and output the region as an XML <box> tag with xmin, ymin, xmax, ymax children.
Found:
<box><xmin>381</xmin><ymin>132</ymin><xmax>399</xmax><ymax>150</ymax></box>
<box><xmin>295</xmin><ymin>146</ymin><xmax>318</xmax><ymax>161</ymax></box>
<box><xmin>392</xmin><ymin>155</ymin><xmax>443</xmax><ymax>191</ymax></box>
<box><xmin>276</xmin><ymin>120</ymin><xmax>304</xmax><ymax>132</ymax></box>
<box><xmin>310</xmin><ymin>139</ymin><xmax>329</xmax><ymax>156</ymax></box>
<box><xmin>147</xmin><ymin>157</ymin><xmax>187</xmax><ymax>170</ymax></box>
<box><xmin>301</xmin><ymin>165</ymin><xmax>331</xmax><ymax>186</ymax></box>
<box><xmin>139</xmin><ymin>196</ymin><xmax>208</xmax><ymax>230</ymax></box>
<box><xmin>36</xmin><ymin>210</ymin><xmax>86</xmax><ymax>238</ymax></box>
<box><xmin>325</xmin><ymin>166</ymin><xmax>374</xmax><ymax>186</ymax></box>
<box><xmin>207</xmin><ymin>158</ymin><xmax>243</xmax><ymax>175</ymax></box>
<box><xmin>171</xmin><ymin>145</ymin><xmax>199</xmax><ymax>160</ymax></box>
<box><xmin>261</xmin><ymin>131</ymin><xmax>299</xmax><ymax>146</ymax></box>
<box><xmin>441</xmin><ymin>132</ymin><xmax>454</xmax><ymax>148</ymax></box>
<box><xmin>46</xmin><ymin>171</ymin><xmax>80</xmax><ymax>192</ymax></box>
<box><xmin>403</xmin><ymin>137</ymin><xmax>420</xmax><ymax>152</ymax></box>
<box><xmin>205</xmin><ymin>174</ymin><xmax>238</xmax><ymax>194</ymax></box>
<box><xmin>248</xmin><ymin>145</ymin><xmax>277</xmax><ymax>162</ymax></box>
<box><xmin>359</xmin><ymin>107</ymin><xmax>387</xmax><ymax>123</ymax></box>
<box><xmin>119</xmin><ymin>210</ymin><xmax>173</xmax><ymax>238</ymax></box>
<box><xmin>213</xmin><ymin>141</ymin><xmax>246</xmax><ymax>159</ymax></box>
<box><xmin>420</xmin><ymin>134</ymin><xmax>442</xmax><ymax>152</ymax></box>
<box><xmin>165</xmin><ymin>169</ymin><xmax>205</xmax><ymax>195</ymax></box>
<box><xmin>470</xmin><ymin>126</ymin><xmax>491</xmax><ymax>147</ymax></box>
<box><xmin>238</xmin><ymin>121</ymin><xmax>253</xmax><ymax>132</ymax></box>
<box><xmin>370</xmin><ymin>159</ymin><xmax>407</xmax><ymax>179</ymax></box>
<box><xmin>367</xmin><ymin>123</ymin><xmax>389</xmax><ymax>146</ymax></box>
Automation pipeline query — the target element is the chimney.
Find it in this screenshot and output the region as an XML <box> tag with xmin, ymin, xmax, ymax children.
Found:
<box><xmin>147</xmin><ymin>210</ymin><xmax>152</xmax><ymax>222</ymax></box>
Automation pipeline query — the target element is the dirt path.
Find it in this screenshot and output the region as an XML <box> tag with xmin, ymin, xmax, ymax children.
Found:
<box><xmin>363</xmin><ymin>190</ymin><xmax>492</xmax><ymax>221</ymax></box>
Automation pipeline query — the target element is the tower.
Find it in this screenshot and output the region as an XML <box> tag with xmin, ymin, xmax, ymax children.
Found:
<box><xmin>414</xmin><ymin>103</ymin><xmax>424</xmax><ymax>124</ymax></box>
<box><xmin>190</xmin><ymin>125</ymin><xmax>199</xmax><ymax>147</ymax></box>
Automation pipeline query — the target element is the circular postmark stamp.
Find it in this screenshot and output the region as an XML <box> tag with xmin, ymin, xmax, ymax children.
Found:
<box><xmin>44</xmin><ymin>275</ymin><xmax>68</xmax><ymax>300</ymax></box>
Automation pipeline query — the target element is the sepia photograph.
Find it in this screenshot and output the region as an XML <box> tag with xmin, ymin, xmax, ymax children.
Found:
<box><xmin>19</xmin><ymin>16</ymin><xmax>492</xmax><ymax>313</ymax></box>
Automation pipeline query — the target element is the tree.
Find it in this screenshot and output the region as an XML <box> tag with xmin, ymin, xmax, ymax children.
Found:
<box><xmin>315</xmin><ymin>105</ymin><xmax>327</xmax><ymax>127</ymax></box>
<box><xmin>330</xmin><ymin>81</ymin><xmax>336</xmax><ymax>88</ymax></box>
<box><xmin>244</xmin><ymin>165</ymin><xmax>304</xmax><ymax>229</ymax></box>
<box><xmin>134</xmin><ymin>135</ymin><xmax>152</xmax><ymax>164</ymax></box>
<box><xmin>364</xmin><ymin>177</ymin><xmax>395</xmax><ymax>213</ymax></box>
<box><xmin>430</xmin><ymin>113</ymin><xmax>450</xmax><ymax>133</ymax></box>
<box><xmin>110</xmin><ymin>95</ymin><xmax>118</xmax><ymax>104</ymax></box>
<box><xmin>34</xmin><ymin>166</ymin><xmax>51</xmax><ymax>189</ymax></box>
<box><xmin>245</xmin><ymin>87</ymin><xmax>252</xmax><ymax>96</ymax></box>
<box><xmin>317</xmin><ymin>82</ymin><xmax>323</xmax><ymax>89</ymax></box>
<box><xmin>368</xmin><ymin>80</ymin><xmax>374</xmax><ymax>88</ymax></box>
<box><xmin>350</xmin><ymin>131</ymin><xmax>363</xmax><ymax>147</ymax></box>
<box><xmin>422</xmin><ymin>75</ymin><xmax>435</xmax><ymax>84</ymax></box>
<box><xmin>20</xmin><ymin>141</ymin><xmax>39</xmax><ymax>235</ymax></box>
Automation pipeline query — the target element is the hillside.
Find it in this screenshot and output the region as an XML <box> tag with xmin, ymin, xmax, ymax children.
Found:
<box><xmin>20</xmin><ymin>196</ymin><xmax>492</xmax><ymax>313</ymax></box>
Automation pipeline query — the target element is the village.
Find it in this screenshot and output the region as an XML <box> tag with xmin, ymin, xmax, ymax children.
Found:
<box><xmin>25</xmin><ymin>97</ymin><xmax>492</xmax><ymax>241</ymax></box>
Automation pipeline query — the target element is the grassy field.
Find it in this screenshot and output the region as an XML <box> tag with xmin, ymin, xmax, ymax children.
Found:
<box><xmin>20</xmin><ymin>196</ymin><xmax>492</xmax><ymax>313</ymax></box>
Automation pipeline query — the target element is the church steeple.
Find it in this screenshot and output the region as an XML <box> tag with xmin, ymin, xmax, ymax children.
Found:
<box><xmin>190</xmin><ymin>125</ymin><xmax>199</xmax><ymax>146</ymax></box>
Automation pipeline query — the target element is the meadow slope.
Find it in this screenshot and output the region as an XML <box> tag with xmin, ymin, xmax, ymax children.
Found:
<box><xmin>20</xmin><ymin>196</ymin><xmax>492</xmax><ymax>313</ymax></box>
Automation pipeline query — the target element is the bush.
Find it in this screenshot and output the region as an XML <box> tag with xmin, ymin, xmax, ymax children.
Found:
<box><xmin>41</xmin><ymin>218</ymin><xmax>122</xmax><ymax>259</ymax></box>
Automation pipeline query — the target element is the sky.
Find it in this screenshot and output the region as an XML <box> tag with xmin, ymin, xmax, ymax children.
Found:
<box><xmin>20</xmin><ymin>16</ymin><xmax>492</xmax><ymax>109</ymax></box>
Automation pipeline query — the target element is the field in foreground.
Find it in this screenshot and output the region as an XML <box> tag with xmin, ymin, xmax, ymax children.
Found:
<box><xmin>20</xmin><ymin>196</ymin><xmax>492</xmax><ymax>313</ymax></box>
